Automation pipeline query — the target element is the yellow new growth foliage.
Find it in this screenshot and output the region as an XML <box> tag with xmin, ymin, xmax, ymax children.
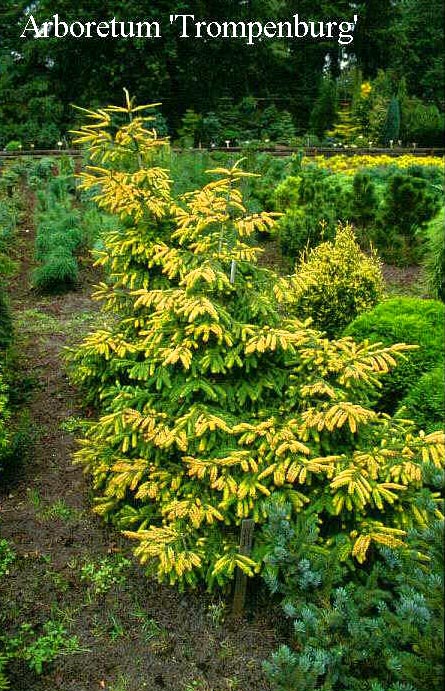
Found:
<box><xmin>290</xmin><ymin>223</ymin><xmax>384</xmax><ymax>337</ymax></box>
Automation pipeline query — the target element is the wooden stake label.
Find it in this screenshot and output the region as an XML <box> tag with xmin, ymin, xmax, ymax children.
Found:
<box><xmin>232</xmin><ymin>518</ymin><xmax>255</xmax><ymax>618</ymax></box>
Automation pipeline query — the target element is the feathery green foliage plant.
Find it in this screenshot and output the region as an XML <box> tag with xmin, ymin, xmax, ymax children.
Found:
<box><xmin>67</xmin><ymin>94</ymin><xmax>444</xmax><ymax>590</ymax></box>
<box><xmin>423</xmin><ymin>208</ymin><xmax>445</xmax><ymax>301</ymax></box>
<box><xmin>32</xmin><ymin>175</ymin><xmax>82</xmax><ymax>292</ymax></box>
<box><xmin>396</xmin><ymin>364</ymin><xmax>445</xmax><ymax>433</ymax></box>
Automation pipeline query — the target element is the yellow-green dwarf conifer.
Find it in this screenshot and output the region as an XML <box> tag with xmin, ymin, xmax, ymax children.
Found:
<box><xmin>68</xmin><ymin>95</ymin><xmax>444</xmax><ymax>589</ymax></box>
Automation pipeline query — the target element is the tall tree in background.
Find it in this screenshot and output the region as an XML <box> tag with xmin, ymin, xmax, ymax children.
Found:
<box><xmin>382</xmin><ymin>95</ymin><xmax>401</xmax><ymax>145</ymax></box>
<box><xmin>0</xmin><ymin>0</ymin><xmax>443</xmax><ymax>143</ymax></box>
<box><xmin>393</xmin><ymin>0</ymin><xmax>444</xmax><ymax>105</ymax></box>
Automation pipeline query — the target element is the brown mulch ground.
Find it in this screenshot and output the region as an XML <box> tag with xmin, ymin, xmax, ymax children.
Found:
<box><xmin>0</xmin><ymin>209</ymin><xmax>281</xmax><ymax>691</ymax></box>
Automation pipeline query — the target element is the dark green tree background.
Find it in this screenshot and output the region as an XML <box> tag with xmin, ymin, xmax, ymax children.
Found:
<box><xmin>0</xmin><ymin>0</ymin><xmax>443</xmax><ymax>145</ymax></box>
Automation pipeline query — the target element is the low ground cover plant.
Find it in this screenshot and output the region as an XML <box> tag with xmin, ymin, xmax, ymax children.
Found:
<box><xmin>66</xmin><ymin>96</ymin><xmax>444</xmax><ymax>594</ymax></box>
<box><xmin>1</xmin><ymin>619</ymin><xmax>83</xmax><ymax>676</ymax></box>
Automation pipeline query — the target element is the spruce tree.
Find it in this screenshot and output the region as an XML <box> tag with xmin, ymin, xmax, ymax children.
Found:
<box><xmin>68</xmin><ymin>95</ymin><xmax>444</xmax><ymax>589</ymax></box>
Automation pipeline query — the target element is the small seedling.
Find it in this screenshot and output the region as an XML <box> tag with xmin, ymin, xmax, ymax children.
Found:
<box><xmin>39</xmin><ymin>499</ymin><xmax>78</xmax><ymax>522</ymax></box>
<box><xmin>131</xmin><ymin>609</ymin><xmax>164</xmax><ymax>642</ymax></box>
<box><xmin>59</xmin><ymin>415</ymin><xmax>85</xmax><ymax>433</ymax></box>
<box><xmin>0</xmin><ymin>539</ymin><xmax>15</xmax><ymax>577</ymax></box>
<box><xmin>79</xmin><ymin>554</ymin><xmax>131</xmax><ymax>597</ymax></box>
<box><xmin>108</xmin><ymin>612</ymin><xmax>125</xmax><ymax>640</ymax></box>
<box><xmin>183</xmin><ymin>680</ymin><xmax>211</xmax><ymax>691</ymax></box>
<box><xmin>207</xmin><ymin>598</ymin><xmax>226</xmax><ymax>626</ymax></box>
<box><xmin>108</xmin><ymin>674</ymin><xmax>131</xmax><ymax>691</ymax></box>
<box><xmin>46</xmin><ymin>569</ymin><xmax>70</xmax><ymax>592</ymax></box>
<box><xmin>26</xmin><ymin>487</ymin><xmax>42</xmax><ymax>510</ymax></box>
<box><xmin>23</xmin><ymin>621</ymin><xmax>82</xmax><ymax>674</ymax></box>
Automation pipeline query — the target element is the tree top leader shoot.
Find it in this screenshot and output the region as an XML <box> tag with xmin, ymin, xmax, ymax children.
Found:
<box><xmin>21</xmin><ymin>13</ymin><xmax>359</xmax><ymax>46</ymax></box>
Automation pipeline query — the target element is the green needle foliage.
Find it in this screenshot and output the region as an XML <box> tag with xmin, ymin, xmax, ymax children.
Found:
<box><xmin>261</xmin><ymin>503</ymin><xmax>444</xmax><ymax>691</ymax></box>
<box><xmin>67</xmin><ymin>95</ymin><xmax>444</xmax><ymax>590</ymax></box>
<box><xmin>32</xmin><ymin>174</ymin><xmax>82</xmax><ymax>292</ymax></box>
<box><xmin>423</xmin><ymin>208</ymin><xmax>445</xmax><ymax>302</ymax></box>
<box><xmin>288</xmin><ymin>223</ymin><xmax>384</xmax><ymax>337</ymax></box>
<box><xmin>344</xmin><ymin>298</ymin><xmax>445</xmax><ymax>414</ymax></box>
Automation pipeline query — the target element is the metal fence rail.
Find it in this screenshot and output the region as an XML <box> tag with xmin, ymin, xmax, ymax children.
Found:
<box><xmin>1</xmin><ymin>147</ymin><xmax>444</xmax><ymax>160</ymax></box>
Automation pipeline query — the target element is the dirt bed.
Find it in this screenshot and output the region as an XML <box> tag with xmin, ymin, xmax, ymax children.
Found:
<box><xmin>0</xmin><ymin>220</ymin><xmax>280</xmax><ymax>691</ymax></box>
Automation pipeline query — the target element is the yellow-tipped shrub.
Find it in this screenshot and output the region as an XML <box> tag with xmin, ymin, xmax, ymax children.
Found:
<box><xmin>289</xmin><ymin>223</ymin><xmax>384</xmax><ymax>337</ymax></box>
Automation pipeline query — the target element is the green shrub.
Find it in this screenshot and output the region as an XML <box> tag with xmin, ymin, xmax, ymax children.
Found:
<box><xmin>375</xmin><ymin>173</ymin><xmax>441</xmax><ymax>265</ymax></box>
<box><xmin>344</xmin><ymin>298</ymin><xmax>445</xmax><ymax>413</ymax></box>
<box><xmin>246</xmin><ymin>153</ymin><xmax>293</xmax><ymax>211</ymax></box>
<box><xmin>4</xmin><ymin>141</ymin><xmax>21</xmax><ymax>153</ymax></box>
<box><xmin>262</xmin><ymin>504</ymin><xmax>444</xmax><ymax>691</ymax></box>
<box><xmin>277</xmin><ymin>169</ymin><xmax>350</xmax><ymax>260</ymax></box>
<box><xmin>32</xmin><ymin>247</ymin><xmax>79</xmax><ymax>292</ymax></box>
<box><xmin>348</xmin><ymin>171</ymin><xmax>380</xmax><ymax>233</ymax></box>
<box><xmin>278</xmin><ymin>208</ymin><xmax>332</xmax><ymax>262</ymax></box>
<box><xmin>289</xmin><ymin>224</ymin><xmax>384</xmax><ymax>337</ymax></box>
<box><xmin>32</xmin><ymin>186</ymin><xmax>83</xmax><ymax>293</ymax></box>
<box><xmin>273</xmin><ymin>175</ymin><xmax>301</xmax><ymax>211</ymax></box>
<box><xmin>396</xmin><ymin>364</ymin><xmax>444</xmax><ymax>432</ymax></box>
<box><xmin>26</xmin><ymin>157</ymin><xmax>57</xmax><ymax>186</ymax></box>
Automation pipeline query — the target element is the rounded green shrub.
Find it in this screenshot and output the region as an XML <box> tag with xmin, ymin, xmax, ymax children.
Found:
<box><xmin>277</xmin><ymin>169</ymin><xmax>348</xmax><ymax>260</ymax></box>
<box><xmin>4</xmin><ymin>140</ymin><xmax>22</xmax><ymax>152</ymax></box>
<box><xmin>396</xmin><ymin>364</ymin><xmax>445</xmax><ymax>432</ymax></box>
<box><xmin>278</xmin><ymin>208</ymin><xmax>331</xmax><ymax>261</ymax></box>
<box><xmin>289</xmin><ymin>224</ymin><xmax>384</xmax><ymax>338</ymax></box>
<box><xmin>344</xmin><ymin>297</ymin><xmax>445</xmax><ymax>413</ymax></box>
<box><xmin>273</xmin><ymin>175</ymin><xmax>301</xmax><ymax>211</ymax></box>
